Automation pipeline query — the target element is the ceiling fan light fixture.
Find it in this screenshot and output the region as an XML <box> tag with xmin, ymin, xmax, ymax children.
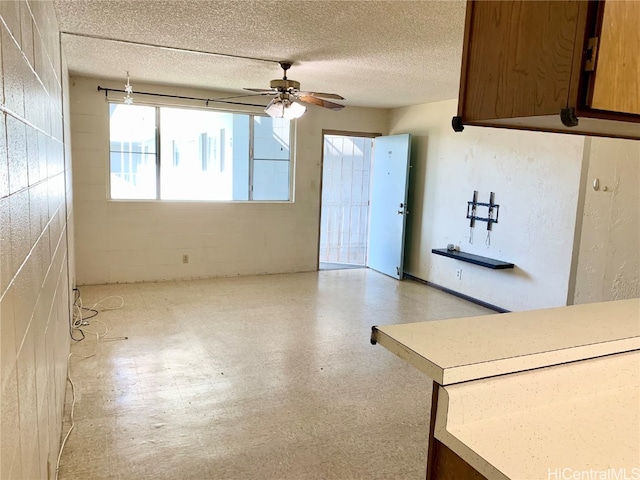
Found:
<box><xmin>283</xmin><ymin>100</ymin><xmax>306</xmax><ymax>119</ymax></box>
<box><xmin>264</xmin><ymin>95</ymin><xmax>306</xmax><ymax>120</ymax></box>
<box><xmin>265</xmin><ymin>97</ymin><xmax>285</xmax><ymax>118</ymax></box>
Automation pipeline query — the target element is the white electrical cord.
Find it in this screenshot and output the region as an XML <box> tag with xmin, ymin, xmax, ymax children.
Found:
<box><xmin>89</xmin><ymin>296</ymin><xmax>125</xmax><ymax>312</ymax></box>
<box><xmin>81</xmin><ymin>319</ymin><xmax>116</xmax><ymax>344</ymax></box>
<box><xmin>57</xmin><ymin>293</ymin><xmax>125</xmax><ymax>479</ymax></box>
<box><xmin>71</xmin><ymin>295</ymin><xmax>124</xmax><ymax>338</ymax></box>
<box><xmin>55</xmin><ymin>351</ymin><xmax>94</xmax><ymax>480</ymax></box>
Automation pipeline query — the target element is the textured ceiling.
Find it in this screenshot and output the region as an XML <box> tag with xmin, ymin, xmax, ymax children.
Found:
<box><xmin>53</xmin><ymin>0</ymin><xmax>467</xmax><ymax>109</ymax></box>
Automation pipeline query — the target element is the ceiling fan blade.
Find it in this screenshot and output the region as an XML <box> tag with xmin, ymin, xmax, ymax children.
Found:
<box><xmin>211</xmin><ymin>92</ymin><xmax>274</xmax><ymax>101</ymax></box>
<box><xmin>298</xmin><ymin>95</ymin><xmax>344</xmax><ymax>111</ymax></box>
<box><xmin>299</xmin><ymin>91</ymin><xmax>345</xmax><ymax>100</ymax></box>
<box><xmin>244</xmin><ymin>88</ymin><xmax>277</xmax><ymax>95</ymax></box>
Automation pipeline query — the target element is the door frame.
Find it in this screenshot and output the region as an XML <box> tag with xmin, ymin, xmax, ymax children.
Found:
<box><xmin>317</xmin><ymin>130</ymin><xmax>382</xmax><ymax>270</ymax></box>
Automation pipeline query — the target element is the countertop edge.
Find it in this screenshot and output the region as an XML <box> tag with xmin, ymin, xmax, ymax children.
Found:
<box><xmin>373</xmin><ymin>329</ymin><xmax>444</xmax><ymax>384</ymax></box>
<box><xmin>442</xmin><ymin>336</ymin><xmax>640</xmax><ymax>385</ymax></box>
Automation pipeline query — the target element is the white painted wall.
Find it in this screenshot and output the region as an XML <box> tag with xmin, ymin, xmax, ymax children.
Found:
<box><xmin>573</xmin><ymin>137</ymin><xmax>640</xmax><ymax>303</ymax></box>
<box><xmin>0</xmin><ymin>1</ymin><xmax>74</xmax><ymax>478</ymax></box>
<box><xmin>389</xmin><ymin>100</ymin><xmax>585</xmax><ymax>311</ymax></box>
<box><xmin>70</xmin><ymin>76</ymin><xmax>388</xmax><ymax>284</ymax></box>
<box><xmin>71</xmin><ymin>78</ymin><xmax>638</xmax><ymax>308</ymax></box>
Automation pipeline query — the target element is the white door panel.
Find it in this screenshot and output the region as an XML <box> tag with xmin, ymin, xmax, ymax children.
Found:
<box><xmin>367</xmin><ymin>134</ymin><xmax>411</xmax><ymax>279</ymax></box>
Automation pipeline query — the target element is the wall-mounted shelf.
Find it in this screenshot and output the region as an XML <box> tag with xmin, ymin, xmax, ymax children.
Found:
<box><xmin>432</xmin><ymin>249</ymin><xmax>514</xmax><ymax>270</ymax></box>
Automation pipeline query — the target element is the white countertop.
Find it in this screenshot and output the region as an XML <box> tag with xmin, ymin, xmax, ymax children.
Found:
<box><xmin>373</xmin><ymin>298</ymin><xmax>640</xmax><ymax>480</ymax></box>
<box><xmin>435</xmin><ymin>350</ymin><xmax>640</xmax><ymax>480</ymax></box>
<box><xmin>373</xmin><ymin>298</ymin><xmax>640</xmax><ymax>385</ymax></box>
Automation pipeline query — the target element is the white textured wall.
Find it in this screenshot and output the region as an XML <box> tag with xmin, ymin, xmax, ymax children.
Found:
<box><xmin>389</xmin><ymin>99</ymin><xmax>585</xmax><ymax>311</ymax></box>
<box><xmin>0</xmin><ymin>1</ymin><xmax>74</xmax><ymax>479</ymax></box>
<box><xmin>71</xmin><ymin>76</ymin><xmax>388</xmax><ymax>284</ymax></box>
<box><xmin>573</xmin><ymin>137</ymin><xmax>640</xmax><ymax>303</ymax></box>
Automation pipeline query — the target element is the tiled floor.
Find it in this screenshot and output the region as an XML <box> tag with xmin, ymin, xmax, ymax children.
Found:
<box><xmin>58</xmin><ymin>269</ymin><xmax>493</xmax><ymax>479</ymax></box>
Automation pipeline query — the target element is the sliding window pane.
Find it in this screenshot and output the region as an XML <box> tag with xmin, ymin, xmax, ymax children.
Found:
<box><xmin>110</xmin><ymin>152</ymin><xmax>157</xmax><ymax>199</ymax></box>
<box><xmin>109</xmin><ymin>104</ymin><xmax>157</xmax><ymax>199</ymax></box>
<box><xmin>231</xmin><ymin>115</ymin><xmax>250</xmax><ymax>200</ymax></box>
<box><xmin>160</xmin><ymin>107</ymin><xmax>250</xmax><ymax>200</ymax></box>
<box><xmin>253</xmin><ymin>159</ymin><xmax>290</xmax><ymax>200</ymax></box>
<box><xmin>253</xmin><ymin>116</ymin><xmax>290</xmax><ymax>160</ymax></box>
<box><xmin>252</xmin><ymin>116</ymin><xmax>290</xmax><ymax>201</ymax></box>
<box><xmin>109</xmin><ymin>104</ymin><xmax>156</xmax><ymax>153</ymax></box>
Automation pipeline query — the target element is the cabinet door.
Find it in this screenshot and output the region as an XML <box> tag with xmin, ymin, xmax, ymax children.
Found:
<box><xmin>588</xmin><ymin>1</ymin><xmax>640</xmax><ymax>115</ymax></box>
<box><xmin>458</xmin><ymin>0</ymin><xmax>585</xmax><ymax>121</ymax></box>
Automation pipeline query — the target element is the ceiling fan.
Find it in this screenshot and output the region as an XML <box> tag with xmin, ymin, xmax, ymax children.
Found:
<box><xmin>245</xmin><ymin>61</ymin><xmax>345</xmax><ymax>119</ymax></box>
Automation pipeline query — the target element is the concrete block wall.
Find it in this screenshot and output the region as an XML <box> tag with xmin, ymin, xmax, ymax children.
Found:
<box><xmin>0</xmin><ymin>1</ymin><xmax>74</xmax><ymax>478</ymax></box>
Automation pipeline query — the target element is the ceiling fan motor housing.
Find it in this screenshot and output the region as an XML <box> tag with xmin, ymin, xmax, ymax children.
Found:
<box><xmin>270</xmin><ymin>78</ymin><xmax>301</xmax><ymax>93</ymax></box>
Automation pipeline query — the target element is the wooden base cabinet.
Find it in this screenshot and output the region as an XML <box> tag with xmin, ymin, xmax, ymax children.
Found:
<box><xmin>454</xmin><ymin>0</ymin><xmax>640</xmax><ymax>140</ymax></box>
<box><xmin>425</xmin><ymin>383</ymin><xmax>489</xmax><ymax>480</ymax></box>
<box><xmin>429</xmin><ymin>441</ymin><xmax>488</xmax><ymax>480</ymax></box>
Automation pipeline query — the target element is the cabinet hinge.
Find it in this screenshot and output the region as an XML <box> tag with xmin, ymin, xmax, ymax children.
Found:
<box><xmin>584</xmin><ymin>37</ymin><xmax>599</xmax><ymax>72</ymax></box>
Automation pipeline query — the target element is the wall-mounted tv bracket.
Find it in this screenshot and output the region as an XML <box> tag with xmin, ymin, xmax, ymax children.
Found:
<box><xmin>467</xmin><ymin>191</ymin><xmax>499</xmax><ymax>231</ymax></box>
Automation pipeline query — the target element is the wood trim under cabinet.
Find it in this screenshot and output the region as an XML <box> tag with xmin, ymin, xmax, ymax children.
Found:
<box><xmin>426</xmin><ymin>384</ymin><xmax>489</xmax><ymax>480</ymax></box>
<box><xmin>425</xmin><ymin>381</ymin><xmax>441</xmax><ymax>479</ymax></box>
<box><xmin>430</xmin><ymin>440</ymin><xmax>489</xmax><ymax>480</ymax></box>
<box><xmin>455</xmin><ymin>0</ymin><xmax>476</xmax><ymax>120</ymax></box>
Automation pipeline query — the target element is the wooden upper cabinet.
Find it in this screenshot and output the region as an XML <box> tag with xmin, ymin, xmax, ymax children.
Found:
<box><xmin>587</xmin><ymin>1</ymin><xmax>640</xmax><ymax>115</ymax></box>
<box><xmin>454</xmin><ymin>0</ymin><xmax>640</xmax><ymax>140</ymax></box>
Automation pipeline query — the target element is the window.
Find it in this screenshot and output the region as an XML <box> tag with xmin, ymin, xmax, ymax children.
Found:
<box><xmin>108</xmin><ymin>104</ymin><xmax>292</xmax><ymax>201</ymax></box>
<box><xmin>109</xmin><ymin>104</ymin><xmax>157</xmax><ymax>199</ymax></box>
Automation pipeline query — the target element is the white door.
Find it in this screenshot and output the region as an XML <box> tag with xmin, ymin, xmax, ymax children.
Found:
<box><xmin>367</xmin><ymin>134</ymin><xmax>411</xmax><ymax>279</ymax></box>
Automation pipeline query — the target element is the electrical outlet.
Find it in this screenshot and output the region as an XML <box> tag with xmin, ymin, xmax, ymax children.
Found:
<box><xmin>455</xmin><ymin>269</ymin><xmax>462</xmax><ymax>280</ymax></box>
<box><xmin>182</xmin><ymin>254</ymin><xmax>189</xmax><ymax>264</ymax></box>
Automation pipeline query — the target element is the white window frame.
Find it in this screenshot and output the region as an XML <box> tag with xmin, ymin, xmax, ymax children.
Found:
<box><xmin>107</xmin><ymin>102</ymin><xmax>295</xmax><ymax>202</ymax></box>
